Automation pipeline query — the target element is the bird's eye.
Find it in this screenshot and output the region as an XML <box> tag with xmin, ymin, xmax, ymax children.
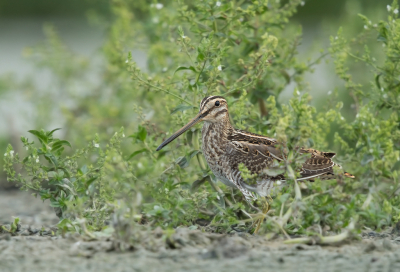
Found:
<box><xmin>215</xmin><ymin>101</ymin><xmax>220</xmax><ymax>106</ymax></box>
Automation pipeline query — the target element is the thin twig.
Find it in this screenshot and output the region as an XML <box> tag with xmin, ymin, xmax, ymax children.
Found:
<box><xmin>133</xmin><ymin>74</ymin><xmax>195</xmax><ymax>106</ymax></box>
<box><xmin>222</xmin><ymin>80</ymin><xmax>254</xmax><ymax>96</ymax></box>
<box><xmin>346</xmin><ymin>51</ymin><xmax>379</xmax><ymax>71</ymax></box>
<box><xmin>195</xmin><ymin>53</ymin><xmax>208</xmax><ymax>85</ymax></box>
<box><xmin>181</xmin><ymin>40</ymin><xmax>194</xmax><ymax>64</ymax></box>
<box><xmin>290</xmin><ymin>52</ymin><xmax>329</xmax><ymax>79</ymax></box>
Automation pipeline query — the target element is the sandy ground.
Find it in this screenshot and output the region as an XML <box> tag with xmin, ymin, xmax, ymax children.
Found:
<box><xmin>1</xmin><ymin>190</ymin><xmax>400</xmax><ymax>272</ymax></box>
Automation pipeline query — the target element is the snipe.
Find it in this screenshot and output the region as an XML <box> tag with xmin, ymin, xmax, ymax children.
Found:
<box><xmin>157</xmin><ymin>96</ymin><xmax>355</xmax><ymax>233</ymax></box>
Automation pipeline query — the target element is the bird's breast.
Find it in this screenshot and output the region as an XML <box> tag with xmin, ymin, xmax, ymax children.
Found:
<box><xmin>201</xmin><ymin>123</ymin><xmax>235</xmax><ymax>187</ymax></box>
<box><xmin>201</xmin><ymin>123</ymin><xmax>228</xmax><ymax>160</ymax></box>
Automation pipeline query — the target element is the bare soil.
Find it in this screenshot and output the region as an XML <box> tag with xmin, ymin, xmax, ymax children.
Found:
<box><xmin>1</xmin><ymin>190</ymin><xmax>400</xmax><ymax>272</ymax></box>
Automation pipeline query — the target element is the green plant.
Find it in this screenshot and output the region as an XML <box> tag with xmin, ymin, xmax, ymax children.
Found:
<box><xmin>2</xmin><ymin>0</ymin><xmax>400</xmax><ymax>242</ymax></box>
<box><xmin>1</xmin><ymin>217</ymin><xmax>20</xmax><ymax>234</ymax></box>
<box><xmin>4</xmin><ymin>128</ymin><xmax>131</xmax><ymax>232</ymax></box>
<box><xmin>124</xmin><ymin>0</ymin><xmax>400</xmax><ymax>235</ymax></box>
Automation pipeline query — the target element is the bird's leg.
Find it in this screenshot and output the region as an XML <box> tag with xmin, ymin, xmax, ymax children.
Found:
<box><xmin>236</xmin><ymin>183</ymin><xmax>268</xmax><ymax>232</ymax></box>
<box><xmin>248</xmin><ymin>201</ymin><xmax>262</xmax><ymax>213</ymax></box>
<box><xmin>252</xmin><ymin>196</ymin><xmax>271</xmax><ymax>234</ymax></box>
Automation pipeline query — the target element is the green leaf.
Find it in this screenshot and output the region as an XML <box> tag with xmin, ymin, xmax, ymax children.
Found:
<box><xmin>47</xmin><ymin>128</ymin><xmax>62</xmax><ymax>137</ymax></box>
<box><xmin>52</xmin><ymin>140</ymin><xmax>71</xmax><ymax>155</ymax></box>
<box><xmin>57</xmin><ymin>167</ymin><xmax>71</xmax><ymax>178</ymax></box>
<box><xmin>50</xmin><ymin>199</ymin><xmax>61</xmax><ymax>207</ymax></box>
<box><xmin>197</xmin><ymin>48</ymin><xmax>205</xmax><ymax>61</ymax></box>
<box><xmin>58</xmin><ymin>218</ymin><xmax>75</xmax><ymax>232</ymax></box>
<box><xmin>86</xmin><ymin>177</ymin><xmax>97</xmax><ymax>186</ymax></box>
<box><xmin>191</xmin><ymin>176</ymin><xmax>208</xmax><ymax>192</ymax></box>
<box><xmin>156</xmin><ymin>149</ymin><xmax>167</xmax><ymax>159</ymax></box>
<box><xmin>58</xmin><ymin>178</ymin><xmax>77</xmax><ymax>195</ymax></box>
<box><xmin>130</xmin><ymin>125</ymin><xmax>147</xmax><ymax>142</ymax></box>
<box><xmin>377</xmin><ymin>23</ymin><xmax>388</xmax><ymax>43</ymax></box>
<box><xmin>171</xmin><ymin>104</ymin><xmax>195</xmax><ymax>114</ymax></box>
<box><xmin>128</xmin><ymin>148</ymin><xmax>147</xmax><ymax>160</ymax></box>
<box><xmin>52</xmin><ymin>140</ymin><xmax>71</xmax><ymax>148</ymax></box>
<box><xmin>186</xmin><ymin>130</ymin><xmax>194</xmax><ymax>146</ymax></box>
<box><xmin>286</xmin><ymin>165</ymin><xmax>295</xmax><ymax>179</ymax></box>
<box><xmin>51</xmin><ymin>145</ymin><xmax>64</xmax><ymax>154</ymax></box>
<box><xmin>188</xmin><ymin>150</ymin><xmax>200</xmax><ymax>159</ymax></box>
<box><xmin>355</xmin><ymin>144</ymin><xmax>364</xmax><ymax>154</ymax></box>
<box><xmin>176</xmin><ymin>156</ymin><xmax>189</xmax><ymax>168</ymax></box>
<box><xmin>28</xmin><ymin>130</ymin><xmax>48</xmax><ymax>144</ymax></box>
<box><xmin>375</xmin><ymin>73</ymin><xmax>382</xmax><ymax>90</ymax></box>
<box><xmin>264</xmin><ymin>167</ymin><xmax>285</xmax><ymax>177</ymax></box>
<box><xmin>138</xmin><ymin>125</ymin><xmax>147</xmax><ymax>141</ymax></box>
<box><xmin>174</xmin><ymin>151</ymin><xmax>199</xmax><ymax>169</ymax></box>
<box><xmin>39</xmin><ymin>189</ymin><xmax>52</xmax><ymax>200</ymax></box>
<box><xmin>2</xmin><ymin>217</ymin><xmax>20</xmax><ymax>233</ymax></box>
<box><xmin>294</xmin><ymin>180</ymin><xmax>302</xmax><ymax>200</ymax></box>
<box><xmin>44</xmin><ymin>153</ymin><xmax>58</xmax><ymax>167</ymax></box>
<box><xmin>173</xmin><ymin>66</ymin><xmax>197</xmax><ymax>75</ymax></box>
<box><xmin>12</xmin><ymin>217</ymin><xmax>20</xmax><ymax>227</ymax></box>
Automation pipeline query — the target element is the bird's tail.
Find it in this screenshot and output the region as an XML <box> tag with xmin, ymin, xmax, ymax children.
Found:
<box><xmin>344</xmin><ymin>172</ymin><xmax>355</xmax><ymax>178</ymax></box>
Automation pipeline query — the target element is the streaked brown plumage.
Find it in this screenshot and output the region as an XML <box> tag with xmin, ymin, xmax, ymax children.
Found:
<box><xmin>157</xmin><ymin>95</ymin><xmax>355</xmax><ymax>204</ymax></box>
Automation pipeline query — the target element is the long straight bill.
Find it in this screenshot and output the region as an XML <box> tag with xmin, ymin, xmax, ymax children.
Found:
<box><xmin>156</xmin><ymin>112</ymin><xmax>204</xmax><ymax>151</ymax></box>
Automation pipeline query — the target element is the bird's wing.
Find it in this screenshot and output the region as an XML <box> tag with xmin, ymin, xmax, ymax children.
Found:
<box><xmin>226</xmin><ymin>131</ymin><xmax>351</xmax><ymax>182</ymax></box>
<box><xmin>226</xmin><ymin>130</ymin><xmax>286</xmax><ymax>178</ymax></box>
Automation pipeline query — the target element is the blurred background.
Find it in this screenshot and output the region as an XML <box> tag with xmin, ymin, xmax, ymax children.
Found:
<box><xmin>0</xmin><ymin>0</ymin><xmax>393</xmax><ymax>189</ymax></box>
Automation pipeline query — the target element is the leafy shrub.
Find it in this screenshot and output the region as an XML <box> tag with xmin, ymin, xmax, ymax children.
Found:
<box><xmin>3</xmin><ymin>0</ymin><xmax>400</xmax><ymax>239</ymax></box>
<box><xmin>4</xmin><ymin>128</ymin><xmax>127</xmax><ymax>232</ymax></box>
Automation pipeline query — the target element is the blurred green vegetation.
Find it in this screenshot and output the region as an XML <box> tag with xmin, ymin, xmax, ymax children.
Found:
<box><xmin>0</xmin><ymin>0</ymin><xmax>111</xmax><ymax>17</ymax></box>
<box><xmin>1</xmin><ymin>0</ymin><xmax>400</xmax><ymax>242</ymax></box>
<box><xmin>0</xmin><ymin>0</ymin><xmax>392</xmax><ymax>20</ymax></box>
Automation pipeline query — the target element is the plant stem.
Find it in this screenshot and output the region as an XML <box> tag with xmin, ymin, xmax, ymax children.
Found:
<box><xmin>133</xmin><ymin>74</ymin><xmax>195</xmax><ymax>106</ymax></box>
<box><xmin>181</xmin><ymin>40</ymin><xmax>194</xmax><ymax>64</ymax></box>
<box><xmin>195</xmin><ymin>57</ymin><xmax>207</xmax><ymax>85</ymax></box>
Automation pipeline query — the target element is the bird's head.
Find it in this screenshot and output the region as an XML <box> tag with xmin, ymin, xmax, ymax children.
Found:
<box><xmin>156</xmin><ymin>95</ymin><xmax>228</xmax><ymax>151</ymax></box>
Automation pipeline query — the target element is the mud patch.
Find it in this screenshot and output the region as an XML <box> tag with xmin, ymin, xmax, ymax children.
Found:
<box><xmin>1</xmin><ymin>191</ymin><xmax>400</xmax><ymax>272</ymax></box>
